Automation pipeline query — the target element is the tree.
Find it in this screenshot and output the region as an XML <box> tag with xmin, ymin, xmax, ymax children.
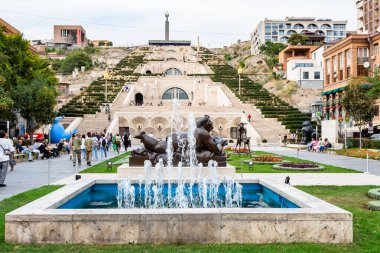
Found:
<box><xmin>342</xmin><ymin>77</ymin><xmax>377</xmax><ymax>149</ymax></box>
<box><xmin>98</xmin><ymin>41</ymin><xmax>105</xmax><ymax>46</ymax></box>
<box><xmin>0</xmin><ymin>31</ymin><xmax>58</xmax><ymax>140</ymax></box>
<box><xmin>59</xmin><ymin>50</ymin><xmax>93</xmax><ymax>74</ymax></box>
<box><xmin>259</xmin><ymin>41</ymin><xmax>286</xmax><ymax>56</ymax></box>
<box><xmin>368</xmin><ymin>76</ymin><xmax>380</xmax><ymax>100</ymax></box>
<box><xmin>107</xmin><ymin>41</ymin><xmax>113</xmax><ymax>47</ymax></box>
<box><xmin>288</xmin><ymin>34</ymin><xmax>309</xmax><ymax>45</ymax></box>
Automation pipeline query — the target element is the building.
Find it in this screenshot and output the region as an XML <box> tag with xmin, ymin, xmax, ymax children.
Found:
<box><xmin>251</xmin><ymin>17</ymin><xmax>347</xmax><ymax>55</ymax></box>
<box><xmin>278</xmin><ymin>45</ymin><xmax>324</xmax><ymax>89</ymax></box>
<box><xmin>321</xmin><ymin>34</ymin><xmax>380</xmax><ymax>139</ymax></box>
<box><xmin>53</xmin><ymin>25</ymin><xmax>87</xmax><ymax>48</ymax></box>
<box><xmin>357</xmin><ymin>0</ymin><xmax>380</xmax><ymax>34</ymax></box>
<box><xmin>148</xmin><ymin>12</ymin><xmax>191</xmax><ymax>46</ymax></box>
<box><xmin>0</xmin><ymin>18</ymin><xmax>37</xmax><ymax>53</ymax></box>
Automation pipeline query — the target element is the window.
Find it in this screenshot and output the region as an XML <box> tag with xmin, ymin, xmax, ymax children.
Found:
<box><xmin>315</xmin><ymin>30</ymin><xmax>325</xmax><ymax>36</ymax></box>
<box><xmin>358</xmin><ymin>48</ymin><xmax>369</xmax><ymax>58</ymax></box>
<box><xmin>162</xmin><ymin>88</ymin><xmax>189</xmax><ymax>100</ymax></box>
<box><xmin>303</xmin><ymin>72</ymin><xmax>309</xmax><ymax>79</ymax></box>
<box><xmin>287</xmin><ymin>30</ymin><xmax>297</xmax><ymax>36</ymax></box>
<box><xmin>347</xmin><ymin>67</ymin><xmax>351</xmax><ymax>78</ymax></box>
<box><xmin>333</xmin><ymin>24</ymin><xmax>346</xmax><ymax>30</ymax></box>
<box><xmin>314</xmin><ymin>71</ymin><xmax>321</xmax><ymax>79</ymax></box>
<box><xmin>279</xmin><ymin>30</ymin><xmax>285</xmax><ymax>36</ymax></box>
<box><xmin>280</xmin><ymin>37</ymin><xmax>288</xmax><ymax>43</ymax></box>
<box><xmin>346</xmin><ymin>50</ymin><xmax>351</xmax><ymax>66</ymax></box>
<box><xmin>279</xmin><ymin>23</ymin><xmax>285</xmax><ymax>29</ymax></box>
<box><xmin>307</xmin><ymin>24</ymin><xmax>318</xmax><ymax>29</ymax></box>
<box><xmin>294</xmin><ymin>63</ymin><xmax>313</xmax><ymax>69</ymax></box>
<box><xmin>327</xmin><ymin>59</ymin><xmax>331</xmax><ymax>74</ymax></box>
<box><xmin>164</xmin><ymin>68</ymin><xmax>182</xmax><ymax>76</ymax></box>
<box><xmin>61</xmin><ymin>29</ymin><xmax>68</xmax><ymax>37</ymax></box>
<box><xmin>286</xmin><ymin>23</ymin><xmax>292</xmax><ymax>29</ymax></box>
<box><xmin>321</xmin><ymin>24</ymin><xmax>332</xmax><ymax>29</ymax></box>
<box><xmin>339</xmin><ymin>53</ymin><xmax>344</xmax><ymax>69</ymax></box>
<box><xmin>375</xmin><ymin>44</ymin><xmax>380</xmax><ymax>55</ymax></box>
<box><xmin>293</xmin><ymin>24</ymin><xmax>305</xmax><ymax>29</ymax></box>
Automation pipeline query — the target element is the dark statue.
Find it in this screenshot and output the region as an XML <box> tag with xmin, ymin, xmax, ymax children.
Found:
<box><xmin>235</xmin><ymin>123</ymin><xmax>250</xmax><ymax>151</ymax></box>
<box><xmin>300</xmin><ymin>121</ymin><xmax>316</xmax><ymax>144</ymax></box>
<box><xmin>130</xmin><ymin>115</ymin><xmax>228</xmax><ymax>167</ymax></box>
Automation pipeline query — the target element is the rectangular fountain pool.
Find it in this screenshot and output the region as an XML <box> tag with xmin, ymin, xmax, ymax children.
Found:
<box><xmin>58</xmin><ymin>183</ymin><xmax>299</xmax><ymax>209</ymax></box>
<box><xmin>5</xmin><ymin>179</ymin><xmax>352</xmax><ymax>244</ymax></box>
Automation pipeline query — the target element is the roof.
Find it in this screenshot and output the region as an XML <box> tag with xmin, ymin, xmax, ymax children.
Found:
<box><xmin>0</xmin><ymin>18</ymin><xmax>20</xmax><ymax>35</ymax></box>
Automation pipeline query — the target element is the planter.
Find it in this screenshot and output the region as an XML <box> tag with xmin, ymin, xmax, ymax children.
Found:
<box><xmin>368</xmin><ymin>189</ymin><xmax>380</xmax><ymax>200</ymax></box>
<box><xmin>368</xmin><ymin>201</ymin><xmax>380</xmax><ymax>211</ymax></box>
<box><xmin>273</xmin><ymin>163</ymin><xmax>325</xmax><ymax>171</ymax></box>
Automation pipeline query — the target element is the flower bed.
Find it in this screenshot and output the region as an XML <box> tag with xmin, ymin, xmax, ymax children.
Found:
<box><xmin>336</xmin><ymin>149</ymin><xmax>380</xmax><ymax>160</ymax></box>
<box><xmin>225</xmin><ymin>147</ymin><xmax>250</xmax><ymax>153</ymax></box>
<box><xmin>252</xmin><ymin>155</ymin><xmax>284</xmax><ymax>164</ymax></box>
<box><xmin>273</xmin><ymin>163</ymin><xmax>325</xmax><ymax>171</ymax></box>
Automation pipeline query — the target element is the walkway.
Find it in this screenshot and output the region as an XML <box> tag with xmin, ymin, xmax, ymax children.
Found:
<box><xmin>0</xmin><ymin>150</ymin><xmax>122</xmax><ymax>201</ymax></box>
<box><xmin>255</xmin><ymin>147</ymin><xmax>380</xmax><ymax>175</ymax></box>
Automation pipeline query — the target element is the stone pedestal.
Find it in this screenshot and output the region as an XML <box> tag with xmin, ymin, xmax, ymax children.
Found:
<box><xmin>129</xmin><ymin>155</ymin><xmax>227</xmax><ymax>167</ymax></box>
<box><xmin>118</xmin><ymin>164</ymin><xmax>236</xmax><ymax>179</ymax></box>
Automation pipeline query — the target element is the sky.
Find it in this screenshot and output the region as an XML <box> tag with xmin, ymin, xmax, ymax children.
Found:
<box><xmin>0</xmin><ymin>0</ymin><xmax>357</xmax><ymax>48</ymax></box>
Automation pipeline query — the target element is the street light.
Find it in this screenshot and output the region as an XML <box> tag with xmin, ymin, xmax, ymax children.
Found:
<box><xmin>103</xmin><ymin>70</ymin><xmax>109</xmax><ymax>103</ymax></box>
<box><xmin>238</xmin><ymin>67</ymin><xmax>243</xmax><ymax>96</ymax></box>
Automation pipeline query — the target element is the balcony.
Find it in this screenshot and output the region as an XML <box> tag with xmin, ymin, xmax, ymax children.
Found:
<box><xmin>358</xmin><ymin>57</ymin><xmax>370</xmax><ymax>65</ymax></box>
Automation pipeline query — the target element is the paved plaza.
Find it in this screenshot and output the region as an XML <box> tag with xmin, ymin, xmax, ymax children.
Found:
<box><xmin>0</xmin><ymin>150</ymin><xmax>121</xmax><ymax>201</ymax></box>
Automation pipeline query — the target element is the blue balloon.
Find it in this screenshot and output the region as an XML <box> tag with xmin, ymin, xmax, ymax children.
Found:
<box><xmin>50</xmin><ymin>117</ymin><xmax>78</xmax><ymax>143</ymax></box>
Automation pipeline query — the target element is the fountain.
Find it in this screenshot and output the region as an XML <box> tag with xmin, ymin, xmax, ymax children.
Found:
<box><xmin>5</xmin><ymin>102</ymin><xmax>352</xmax><ymax>245</ymax></box>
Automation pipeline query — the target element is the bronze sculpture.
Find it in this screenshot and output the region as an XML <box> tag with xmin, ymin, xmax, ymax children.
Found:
<box><xmin>300</xmin><ymin>121</ymin><xmax>316</xmax><ymax>145</ymax></box>
<box><xmin>130</xmin><ymin>115</ymin><xmax>228</xmax><ymax>166</ymax></box>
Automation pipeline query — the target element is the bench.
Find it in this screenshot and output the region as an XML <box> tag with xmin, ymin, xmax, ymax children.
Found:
<box><xmin>14</xmin><ymin>152</ymin><xmax>39</xmax><ymax>163</ymax></box>
<box><xmin>327</xmin><ymin>143</ymin><xmax>344</xmax><ymax>154</ymax></box>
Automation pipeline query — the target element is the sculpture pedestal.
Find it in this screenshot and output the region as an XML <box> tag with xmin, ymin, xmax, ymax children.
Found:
<box><xmin>286</xmin><ymin>144</ymin><xmax>308</xmax><ymax>150</ymax></box>
<box><xmin>129</xmin><ymin>155</ymin><xmax>227</xmax><ymax>167</ymax></box>
<box><xmin>117</xmin><ymin>164</ymin><xmax>236</xmax><ymax>179</ymax></box>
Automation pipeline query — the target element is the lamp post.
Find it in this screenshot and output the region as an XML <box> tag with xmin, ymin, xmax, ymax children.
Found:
<box><xmin>219</xmin><ymin>125</ymin><xmax>223</xmax><ymax>137</ymax></box>
<box><xmin>104</xmin><ymin>70</ymin><xmax>109</xmax><ymax>103</ymax></box>
<box><xmin>158</xmin><ymin>125</ymin><xmax>162</xmax><ymax>139</ymax></box>
<box><xmin>238</xmin><ymin>67</ymin><xmax>243</xmax><ymax>96</ymax></box>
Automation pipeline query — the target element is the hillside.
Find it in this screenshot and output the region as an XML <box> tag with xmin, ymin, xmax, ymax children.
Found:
<box><xmin>216</xmin><ymin>41</ymin><xmax>322</xmax><ymax>112</ymax></box>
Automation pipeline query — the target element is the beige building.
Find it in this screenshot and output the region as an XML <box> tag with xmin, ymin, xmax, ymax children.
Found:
<box><xmin>322</xmin><ymin>34</ymin><xmax>380</xmax><ymax>131</ymax></box>
<box><xmin>54</xmin><ymin>25</ymin><xmax>87</xmax><ymax>48</ymax></box>
<box><xmin>357</xmin><ymin>0</ymin><xmax>380</xmax><ymax>34</ymax></box>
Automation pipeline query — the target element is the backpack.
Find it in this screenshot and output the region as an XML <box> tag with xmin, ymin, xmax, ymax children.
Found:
<box><xmin>102</xmin><ymin>138</ymin><xmax>106</xmax><ymax>147</ymax></box>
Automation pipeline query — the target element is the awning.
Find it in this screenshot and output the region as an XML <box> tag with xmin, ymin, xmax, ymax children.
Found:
<box><xmin>321</xmin><ymin>87</ymin><xmax>346</xmax><ymax>96</ymax></box>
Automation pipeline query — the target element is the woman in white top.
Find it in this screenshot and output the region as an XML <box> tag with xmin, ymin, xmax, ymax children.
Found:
<box><xmin>80</xmin><ymin>134</ymin><xmax>86</xmax><ymax>160</ymax></box>
<box><xmin>0</xmin><ymin>130</ymin><xmax>16</xmax><ymax>187</ymax></box>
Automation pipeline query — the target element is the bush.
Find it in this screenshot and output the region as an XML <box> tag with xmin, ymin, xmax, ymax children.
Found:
<box><xmin>59</xmin><ymin>50</ymin><xmax>93</xmax><ymax>74</ymax></box>
<box><xmin>343</xmin><ymin>138</ymin><xmax>380</xmax><ymax>149</ymax></box>
<box><xmin>224</xmin><ymin>54</ymin><xmax>232</xmax><ymax>61</ymax></box>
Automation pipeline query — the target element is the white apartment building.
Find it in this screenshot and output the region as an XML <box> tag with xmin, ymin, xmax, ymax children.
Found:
<box><xmin>251</xmin><ymin>17</ymin><xmax>347</xmax><ymax>55</ymax></box>
<box><xmin>285</xmin><ymin>46</ymin><xmax>325</xmax><ymax>89</ymax></box>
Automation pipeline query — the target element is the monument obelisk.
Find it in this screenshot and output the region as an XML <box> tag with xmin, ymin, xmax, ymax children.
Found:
<box><xmin>165</xmin><ymin>11</ymin><xmax>169</xmax><ymax>41</ymax></box>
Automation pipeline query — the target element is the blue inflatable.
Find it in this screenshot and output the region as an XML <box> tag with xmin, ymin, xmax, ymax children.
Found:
<box><xmin>50</xmin><ymin>117</ymin><xmax>78</xmax><ymax>143</ymax></box>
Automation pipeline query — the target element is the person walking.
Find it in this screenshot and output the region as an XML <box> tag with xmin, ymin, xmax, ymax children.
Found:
<box><xmin>72</xmin><ymin>134</ymin><xmax>81</xmax><ymax>166</ymax></box>
<box><xmin>123</xmin><ymin>132</ymin><xmax>129</xmax><ymax>151</ymax></box>
<box><xmin>115</xmin><ymin>133</ymin><xmax>121</xmax><ymax>154</ymax></box>
<box><xmin>5</xmin><ymin>133</ymin><xmax>15</xmax><ymax>171</ymax></box>
<box><xmin>248</xmin><ymin>114</ymin><xmax>252</xmax><ymax>122</ymax></box>
<box><xmin>100</xmin><ymin>134</ymin><xmax>107</xmax><ymax>159</ymax></box>
<box><xmin>84</xmin><ymin>132</ymin><xmax>93</xmax><ymax>166</ymax></box>
<box><xmin>80</xmin><ymin>134</ymin><xmax>86</xmax><ymax>160</ymax></box>
<box><xmin>91</xmin><ymin>133</ymin><xmax>99</xmax><ymax>161</ymax></box>
<box><xmin>112</xmin><ymin>134</ymin><xmax>117</xmax><ymax>151</ymax></box>
<box><xmin>0</xmin><ymin>130</ymin><xmax>15</xmax><ymax>187</ymax></box>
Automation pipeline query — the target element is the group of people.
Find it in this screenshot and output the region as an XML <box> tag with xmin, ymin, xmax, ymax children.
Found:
<box><xmin>307</xmin><ymin>138</ymin><xmax>332</xmax><ymax>152</ymax></box>
<box><xmin>68</xmin><ymin>132</ymin><xmax>131</xmax><ymax>166</ymax></box>
<box><xmin>279</xmin><ymin>133</ymin><xmax>298</xmax><ymax>145</ymax></box>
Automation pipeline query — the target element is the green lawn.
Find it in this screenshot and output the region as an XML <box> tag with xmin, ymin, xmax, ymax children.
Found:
<box><xmin>228</xmin><ymin>152</ymin><xmax>359</xmax><ymax>173</ymax></box>
<box><xmin>1</xmin><ymin>185</ymin><xmax>379</xmax><ymax>252</ymax></box>
<box><xmin>80</xmin><ymin>151</ymin><xmax>131</xmax><ymax>173</ymax></box>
